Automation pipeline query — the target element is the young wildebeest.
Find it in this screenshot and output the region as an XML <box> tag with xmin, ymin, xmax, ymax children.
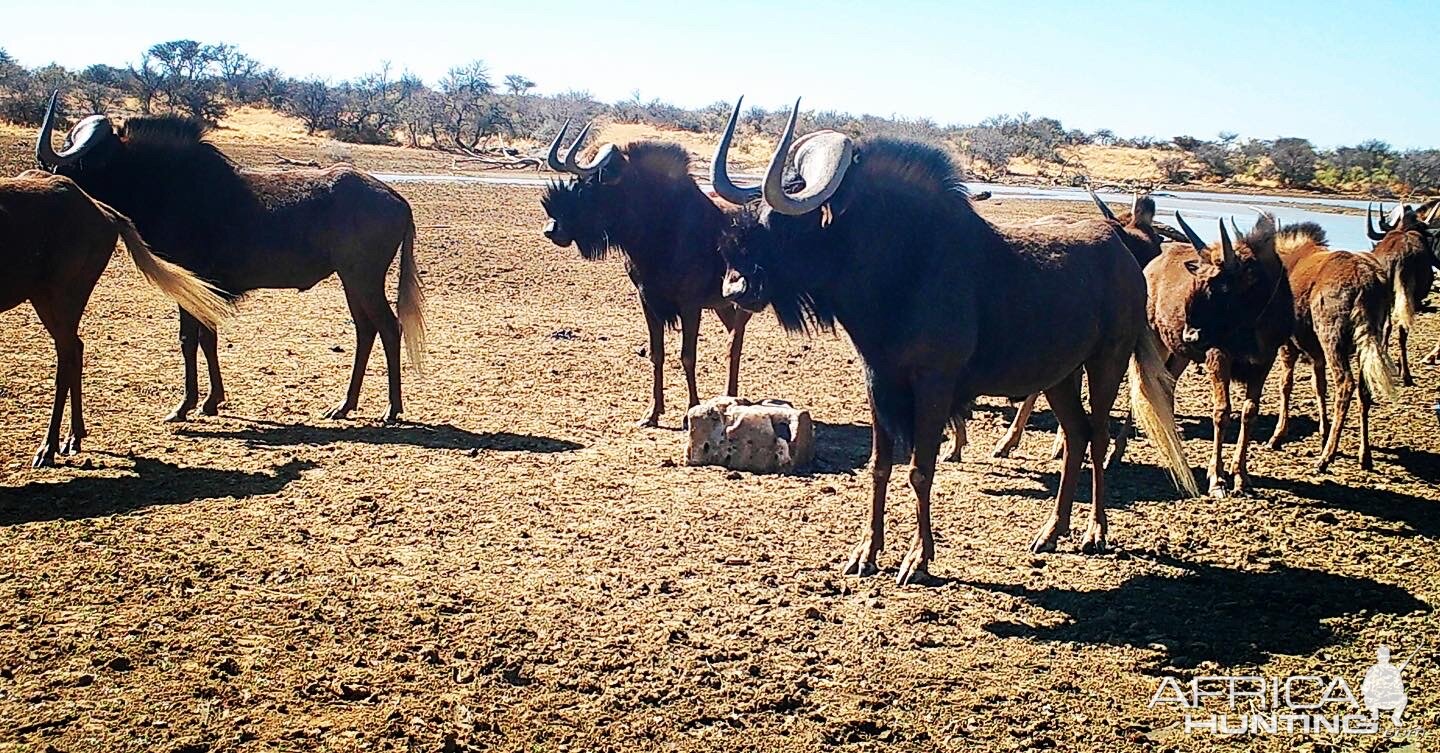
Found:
<box><xmin>713</xmin><ymin>100</ymin><xmax>1197</xmax><ymax>584</ymax></box>
<box><xmin>1271</xmin><ymin>221</ymin><xmax>1398</xmax><ymax>470</ymax></box>
<box><xmin>2</xmin><ymin>171</ymin><xmax>232</xmax><ymax>467</ymax></box>
<box><xmin>35</xmin><ymin>94</ymin><xmax>424</xmax><ymax>422</ymax></box>
<box><xmin>1138</xmin><ymin>212</ymin><xmax>1294</xmax><ymax>497</ymax></box>
<box><xmin>972</xmin><ymin>191</ymin><xmax>1168</xmax><ymax>464</ymax></box>
<box><xmin>1366</xmin><ymin>203</ymin><xmax>1440</xmax><ymax>385</ymax></box>
<box><xmin>541</xmin><ymin>119</ymin><xmax>751</xmax><ymax>427</ymax></box>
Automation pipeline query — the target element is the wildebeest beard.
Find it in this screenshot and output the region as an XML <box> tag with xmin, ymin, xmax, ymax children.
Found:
<box><xmin>540</xmin><ymin>179</ymin><xmax>617</xmax><ymax>261</ymax></box>
<box><xmin>722</xmin><ymin>207</ymin><xmax>836</xmax><ymax>334</ymax></box>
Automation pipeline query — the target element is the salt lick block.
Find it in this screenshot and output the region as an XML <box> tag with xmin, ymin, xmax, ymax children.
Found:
<box><xmin>685</xmin><ymin>397</ymin><xmax>816</xmax><ymax>474</ymax></box>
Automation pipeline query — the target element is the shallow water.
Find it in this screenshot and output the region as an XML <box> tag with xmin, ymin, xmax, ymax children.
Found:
<box><xmin>375</xmin><ymin>173</ymin><xmax>1383</xmax><ymax>251</ymax></box>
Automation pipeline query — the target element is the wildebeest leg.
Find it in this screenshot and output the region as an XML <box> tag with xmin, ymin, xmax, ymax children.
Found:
<box><xmin>1310</xmin><ymin>355</ymin><xmax>1330</xmax><ymax>447</ymax></box>
<box><xmin>844</xmin><ymin>402</ymin><xmax>893</xmax><ymax>577</ymax></box>
<box><xmin>1317</xmin><ymin>349</ymin><xmax>1355</xmax><ymax>473</ymax></box>
<box><xmin>198</xmin><ymin>324</ymin><xmax>225</xmax><ymax>416</ymax></box>
<box><xmin>992</xmin><ymin>393</ymin><xmax>1037</xmax><ymax>458</ymax></box>
<box><xmin>1358</xmin><ymin>373</ymin><xmax>1375</xmax><ymax>471</ymax></box>
<box><xmin>1107</xmin><ymin>355</ymin><xmax>1188</xmax><ymax>470</ymax></box>
<box><xmin>714</xmin><ymin>305</ymin><xmax>750</xmax><ymax>397</ymax></box>
<box><xmin>679</xmin><ymin>309</ymin><xmax>702</xmax><ymax>413</ymax></box>
<box><xmin>29</xmin><ymin>299</ymin><xmax>81</xmax><ymax>468</ymax></box>
<box><xmin>164</xmin><ymin>309</ymin><xmax>203</xmax><ymax>422</ymax></box>
<box><xmin>1229</xmin><ymin>371</ymin><xmax>1267</xmax><ymax>496</ymax></box>
<box><xmin>1205</xmin><ymin>354</ymin><xmax>1233</xmax><ymax>499</ymax></box>
<box><xmin>367</xmin><ymin>292</ymin><xmax>404</xmax><ymax>422</ymax></box>
<box><xmin>945</xmin><ymin>416</ymin><xmax>967</xmax><ymax>462</ymax></box>
<box><xmin>1268</xmin><ymin>345</ymin><xmax>1298</xmax><ymax>449</ymax></box>
<box><xmin>898</xmin><ymin>375</ymin><xmax>951</xmax><ymax>585</ymax></box>
<box><xmin>325</xmin><ymin>291</ymin><xmax>378</xmax><ymax>420</ymax></box>
<box><xmin>1031</xmin><ymin>378</ymin><xmax>1089</xmax><ymax>553</ymax></box>
<box><xmin>1397</xmin><ymin>326</ymin><xmax>1414</xmax><ymax>387</ymax></box>
<box><xmin>638</xmin><ymin>303</ymin><xmax>665</xmax><ymax>427</ymax></box>
<box><xmin>1079</xmin><ymin>357</ymin><xmax>1124</xmax><ymax>554</ymax></box>
<box><xmin>62</xmin><ymin>336</ymin><xmax>84</xmax><ymax>456</ymax></box>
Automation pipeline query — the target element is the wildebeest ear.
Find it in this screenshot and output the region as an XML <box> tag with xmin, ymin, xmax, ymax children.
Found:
<box><xmin>597</xmin><ymin>153</ymin><xmax>627</xmax><ymax>186</ymax></box>
<box><xmin>1183</xmin><ymin>259</ymin><xmax>1202</xmax><ymax>276</ymax></box>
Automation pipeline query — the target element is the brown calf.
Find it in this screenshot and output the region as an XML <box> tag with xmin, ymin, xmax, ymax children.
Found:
<box><xmin>1</xmin><ymin>171</ymin><xmax>232</xmax><ymax>467</ymax></box>
<box><xmin>1366</xmin><ymin>203</ymin><xmax>1440</xmax><ymax>385</ymax></box>
<box><xmin>1271</xmin><ymin>221</ymin><xmax>1399</xmax><ymax>470</ymax></box>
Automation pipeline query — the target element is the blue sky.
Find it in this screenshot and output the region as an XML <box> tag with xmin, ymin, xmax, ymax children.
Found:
<box><xmin>7</xmin><ymin>0</ymin><xmax>1438</xmax><ymax>149</ymax></box>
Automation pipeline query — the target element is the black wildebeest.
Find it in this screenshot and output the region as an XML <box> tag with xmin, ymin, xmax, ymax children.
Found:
<box><xmin>1269</xmin><ymin>222</ymin><xmax>1395</xmax><ymax>471</ymax></box>
<box><xmin>976</xmin><ymin>191</ymin><xmax>1169</xmax><ymax>464</ymax></box>
<box><xmin>1134</xmin><ymin>212</ymin><xmax>1293</xmax><ymax>497</ymax></box>
<box><xmin>2</xmin><ymin>170</ymin><xmax>233</xmax><ymax>467</ymax></box>
<box><xmin>1366</xmin><ymin>203</ymin><xmax>1439</xmax><ymax>385</ymax></box>
<box><xmin>540</xmin><ymin>119</ymin><xmax>751</xmax><ymax>427</ymax></box>
<box><xmin>712</xmin><ymin>99</ymin><xmax>1197</xmax><ymax>584</ymax></box>
<box><xmin>34</xmin><ymin>93</ymin><xmax>425</xmax><ymax>422</ymax></box>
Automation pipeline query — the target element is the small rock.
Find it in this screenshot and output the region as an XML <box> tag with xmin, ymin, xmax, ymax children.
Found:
<box><xmin>74</xmin><ymin>674</ymin><xmax>94</xmax><ymax>687</ymax></box>
<box><xmin>107</xmin><ymin>656</ymin><xmax>133</xmax><ymax>672</ymax></box>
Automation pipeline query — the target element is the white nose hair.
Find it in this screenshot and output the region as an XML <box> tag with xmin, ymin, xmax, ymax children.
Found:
<box><xmin>722</xmin><ymin>276</ymin><xmax>747</xmax><ymax>299</ymax></box>
<box><xmin>1182</xmin><ymin>326</ymin><xmax>1201</xmax><ymax>343</ymax></box>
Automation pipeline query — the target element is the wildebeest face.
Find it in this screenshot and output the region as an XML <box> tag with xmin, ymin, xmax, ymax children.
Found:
<box><xmin>35</xmin><ymin>94</ymin><xmax>122</xmax><ymax>180</ymax></box>
<box><xmin>719</xmin><ymin>207</ymin><xmax>776</xmax><ymax>313</ymax></box>
<box><xmin>540</xmin><ymin>178</ymin><xmax>623</xmax><ymax>260</ymax></box>
<box><xmin>1179</xmin><ymin>259</ymin><xmax>1236</xmax><ymax>351</ymax></box>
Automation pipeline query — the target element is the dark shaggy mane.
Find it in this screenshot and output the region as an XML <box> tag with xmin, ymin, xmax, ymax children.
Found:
<box><xmin>853</xmin><ymin>138</ymin><xmax>970</xmax><ymax>201</ymax></box>
<box><xmin>620</xmin><ymin>141</ymin><xmax>693</xmax><ymax>183</ymax></box>
<box><xmin>1277</xmin><ymin>221</ymin><xmax>1328</xmax><ymax>247</ymax></box>
<box><xmin>121</xmin><ymin>116</ymin><xmax>210</xmax><ymax>150</ymax></box>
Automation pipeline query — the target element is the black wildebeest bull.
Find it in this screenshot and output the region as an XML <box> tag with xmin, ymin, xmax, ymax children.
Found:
<box><xmin>1133</xmin><ymin>212</ymin><xmax>1293</xmax><ymax>497</ymax></box>
<box><xmin>34</xmin><ymin>94</ymin><xmax>425</xmax><ymax>422</ymax></box>
<box><xmin>1366</xmin><ymin>203</ymin><xmax>1439</xmax><ymax>385</ymax></box>
<box><xmin>712</xmin><ymin>99</ymin><xmax>1197</xmax><ymax>584</ymax></box>
<box><xmin>1269</xmin><ymin>222</ymin><xmax>1395</xmax><ymax>471</ymax></box>
<box><xmin>540</xmin><ymin>119</ymin><xmax>751</xmax><ymax>427</ymax></box>
<box><xmin>2</xmin><ymin>170</ymin><xmax>232</xmax><ymax>467</ymax></box>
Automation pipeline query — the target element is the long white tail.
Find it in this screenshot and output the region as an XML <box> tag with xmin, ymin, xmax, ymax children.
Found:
<box><xmin>1391</xmin><ymin>266</ymin><xmax>1415</xmax><ymax>331</ymax></box>
<box><xmin>104</xmin><ymin>203</ymin><xmax>234</xmax><ymax>329</ymax></box>
<box><xmin>1355</xmin><ymin>287</ymin><xmax>1397</xmax><ymax>401</ymax></box>
<box><xmin>396</xmin><ymin>221</ymin><xmax>427</xmax><ymax>370</ymax></box>
<box><xmin>1128</xmin><ymin>330</ymin><xmax>1200</xmax><ymax>497</ymax></box>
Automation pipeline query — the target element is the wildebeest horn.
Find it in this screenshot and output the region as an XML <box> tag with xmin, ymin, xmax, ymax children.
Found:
<box><xmin>1174</xmin><ymin>211</ymin><xmax>1207</xmax><ymax>251</ymax></box>
<box><xmin>1425</xmin><ymin>202</ymin><xmax>1439</xmax><ymax>224</ymax></box>
<box><xmin>1230</xmin><ymin>217</ymin><xmax>1245</xmax><ymax>241</ymax></box>
<box><xmin>710</xmin><ymin>96</ymin><xmax>762</xmax><ymax>205</ymax></box>
<box><xmin>35</xmin><ymin>91</ymin><xmax>107</xmax><ymax>169</ymax></box>
<box><xmin>545</xmin><ymin>119</ymin><xmax>571</xmax><ymax>173</ymax></box>
<box><xmin>561</xmin><ymin>121</ymin><xmax>617</xmax><ymax>179</ymax></box>
<box><xmin>1377</xmin><ymin>202</ymin><xmax>1396</xmax><ymax>232</ymax></box>
<box><xmin>1366</xmin><ymin>203</ymin><xmax>1388</xmax><ymax>241</ymax></box>
<box><xmin>762</xmin><ymin>98</ymin><xmax>854</xmax><ymax>217</ymax></box>
<box><xmin>1251</xmin><ymin>208</ymin><xmax>1277</xmax><ymax>235</ymax></box>
<box><xmin>1130</xmin><ymin>191</ymin><xmax>1140</xmax><ymax>218</ymax></box>
<box><xmin>1089</xmin><ymin>189</ymin><xmax>1118</xmax><ymax>222</ymax></box>
<box><xmin>1218</xmin><ymin>219</ymin><xmax>1238</xmax><ymax>268</ymax></box>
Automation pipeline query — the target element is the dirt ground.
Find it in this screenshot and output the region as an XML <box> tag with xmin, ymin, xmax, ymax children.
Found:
<box><xmin>0</xmin><ymin>138</ymin><xmax>1437</xmax><ymax>753</ymax></box>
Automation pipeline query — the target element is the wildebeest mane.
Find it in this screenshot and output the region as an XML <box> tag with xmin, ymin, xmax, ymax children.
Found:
<box><xmin>1276</xmin><ymin>222</ymin><xmax>1327</xmax><ymax>247</ymax></box>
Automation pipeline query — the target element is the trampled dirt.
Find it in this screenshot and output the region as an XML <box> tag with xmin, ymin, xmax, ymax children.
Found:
<box><xmin>0</xmin><ymin>143</ymin><xmax>1437</xmax><ymax>752</ymax></box>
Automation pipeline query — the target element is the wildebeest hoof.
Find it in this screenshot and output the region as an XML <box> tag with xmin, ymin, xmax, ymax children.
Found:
<box><xmin>1314</xmin><ymin>459</ymin><xmax>1332</xmax><ymax>474</ymax></box>
<box><xmin>61</xmin><ymin>435</ymin><xmax>81</xmax><ymax>456</ymax></box>
<box><xmin>1029</xmin><ymin>518</ymin><xmax>1064</xmax><ymax>553</ymax></box>
<box><xmin>323</xmin><ymin>404</ymin><xmax>354</xmax><ymax>420</ymax></box>
<box><xmin>382</xmin><ymin>408</ymin><xmax>402</xmax><ymax>424</ymax></box>
<box><xmin>990</xmin><ymin>441</ymin><xmax>1015</xmax><ymax>459</ymax></box>
<box><xmin>945</xmin><ymin>448</ymin><xmax>963</xmax><ymax>462</ymax></box>
<box><xmin>31</xmin><ymin>445</ymin><xmax>57</xmax><ymax>469</ymax></box>
<box><xmin>200</xmin><ymin>401</ymin><xmax>223</xmax><ymax>416</ymax></box>
<box><xmin>635</xmin><ymin>415</ymin><xmax>660</xmax><ymax>428</ymax></box>
<box><xmin>1360</xmin><ymin>455</ymin><xmax>1374</xmax><ymax>471</ymax></box>
<box><xmin>842</xmin><ymin>540</ymin><xmax>880</xmax><ymax>577</ymax></box>
<box><xmin>1208</xmin><ymin>483</ymin><xmax>1228</xmax><ymax>500</ymax></box>
<box><xmin>1080</xmin><ymin>522</ymin><xmax>1107</xmax><ymax>554</ymax></box>
<box><xmin>163</xmin><ymin>406</ymin><xmax>193</xmax><ymax>423</ymax></box>
<box><xmin>896</xmin><ymin>547</ymin><xmax>934</xmax><ymax>586</ymax></box>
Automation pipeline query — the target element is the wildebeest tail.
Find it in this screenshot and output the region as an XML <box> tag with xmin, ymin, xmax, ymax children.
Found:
<box><xmin>397</xmin><ymin>220</ymin><xmax>427</xmax><ymax>370</ymax></box>
<box><xmin>1355</xmin><ymin>281</ymin><xmax>1397</xmax><ymax>402</ymax></box>
<box><xmin>1390</xmin><ymin>264</ymin><xmax>1415</xmax><ymax>331</ymax></box>
<box><xmin>1128</xmin><ymin>330</ymin><xmax>1200</xmax><ymax>497</ymax></box>
<box><xmin>103</xmin><ymin>202</ymin><xmax>234</xmax><ymax>329</ymax></box>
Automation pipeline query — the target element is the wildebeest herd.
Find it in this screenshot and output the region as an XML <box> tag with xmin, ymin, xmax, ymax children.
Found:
<box><xmin>10</xmin><ymin>93</ymin><xmax>1440</xmax><ymax>585</ymax></box>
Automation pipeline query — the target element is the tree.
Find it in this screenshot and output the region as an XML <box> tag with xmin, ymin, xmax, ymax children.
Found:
<box><xmin>75</xmin><ymin>64</ymin><xmax>126</xmax><ymax>113</ymax></box>
<box><xmin>134</xmin><ymin>39</ymin><xmax>226</xmax><ymax>122</ymax></box>
<box><xmin>1270</xmin><ymin>137</ymin><xmax>1317</xmax><ymax>186</ymax></box>
<box><xmin>1394</xmin><ymin>150</ymin><xmax>1440</xmax><ymax>194</ymax></box>
<box><xmin>285</xmin><ymin>78</ymin><xmax>338</xmax><ymax>134</ymax></box>
<box><xmin>503</xmin><ymin>74</ymin><xmax>535</xmax><ymax>97</ymax></box>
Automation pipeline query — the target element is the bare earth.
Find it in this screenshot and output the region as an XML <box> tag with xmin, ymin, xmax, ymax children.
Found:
<box><xmin>0</xmin><ymin>135</ymin><xmax>1437</xmax><ymax>753</ymax></box>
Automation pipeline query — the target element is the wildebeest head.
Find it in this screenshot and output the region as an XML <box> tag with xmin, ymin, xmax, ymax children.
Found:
<box><xmin>1089</xmin><ymin>190</ymin><xmax>1164</xmax><ymax>266</ymax></box>
<box><xmin>1367</xmin><ymin>201</ymin><xmax>1440</xmax><ymax>262</ymax></box>
<box><xmin>714</xmin><ymin>97</ymin><xmax>874</xmax><ymax>331</ymax></box>
<box><xmin>1169</xmin><ymin>211</ymin><xmax>1285</xmax><ymax>353</ymax></box>
<box><xmin>540</xmin><ymin>120</ymin><xmax>630</xmax><ymax>259</ymax></box>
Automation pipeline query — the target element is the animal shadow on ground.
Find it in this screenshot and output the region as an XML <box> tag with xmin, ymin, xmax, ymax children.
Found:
<box><xmin>981</xmin><ymin>462</ymin><xmax>1187</xmax><ymax>509</ymax></box>
<box><xmin>178</xmin><ymin>419</ymin><xmax>583</xmax><ymax>454</ymax></box>
<box><xmin>962</xmin><ymin>553</ymin><xmax>1428</xmax><ymax>670</ymax></box>
<box><xmin>803</xmin><ymin>422</ymin><xmax>872</xmax><ymax>474</ymax></box>
<box><xmin>0</xmin><ymin>454</ymin><xmax>316</xmax><ymax>526</ymax></box>
<box><xmin>1258</xmin><ymin>473</ymin><xmax>1440</xmax><ymax>539</ymax></box>
<box><xmin>1377</xmin><ymin>445</ymin><xmax>1440</xmax><ymax>484</ymax></box>
<box><xmin>1175</xmin><ymin>412</ymin><xmax>1318</xmax><ymax>445</ymax></box>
